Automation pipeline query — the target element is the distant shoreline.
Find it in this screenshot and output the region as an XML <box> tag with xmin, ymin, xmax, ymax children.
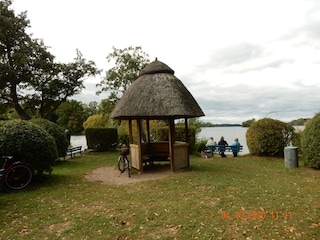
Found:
<box><xmin>201</xmin><ymin>124</ymin><xmax>242</xmax><ymax>127</ymax></box>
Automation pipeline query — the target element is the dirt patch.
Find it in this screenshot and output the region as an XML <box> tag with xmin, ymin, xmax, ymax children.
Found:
<box><xmin>84</xmin><ymin>164</ymin><xmax>174</xmax><ymax>185</ymax></box>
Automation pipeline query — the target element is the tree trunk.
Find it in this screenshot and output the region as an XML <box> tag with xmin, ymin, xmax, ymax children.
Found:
<box><xmin>13</xmin><ymin>102</ymin><xmax>31</xmax><ymax>120</ymax></box>
<box><xmin>11</xmin><ymin>84</ymin><xmax>31</xmax><ymax>120</ymax></box>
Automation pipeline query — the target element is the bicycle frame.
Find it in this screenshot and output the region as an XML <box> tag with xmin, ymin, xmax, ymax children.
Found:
<box><xmin>118</xmin><ymin>154</ymin><xmax>130</xmax><ymax>177</ymax></box>
<box><xmin>0</xmin><ymin>156</ymin><xmax>33</xmax><ymax>190</ymax></box>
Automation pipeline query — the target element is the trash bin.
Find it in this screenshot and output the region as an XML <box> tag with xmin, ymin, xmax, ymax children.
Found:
<box><xmin>284</xmin><ymin>146</ymin><xmax>299</xmax><ymax>168</ymax></box>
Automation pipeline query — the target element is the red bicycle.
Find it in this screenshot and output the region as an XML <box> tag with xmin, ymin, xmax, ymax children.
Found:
<box><xmin>0</xmin><ymin>156</ymin><xmax>33</xmax><ymax>190</ymax></box>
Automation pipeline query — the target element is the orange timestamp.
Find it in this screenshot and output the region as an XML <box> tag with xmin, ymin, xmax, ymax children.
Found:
<box><xmin>221</xmin><ymin>210</ymin><xmax>293</xmax><ymax>220</ymax></box>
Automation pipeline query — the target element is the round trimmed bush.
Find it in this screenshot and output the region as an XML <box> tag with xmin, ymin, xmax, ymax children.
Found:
<box><xmin>246</xmin><ymin>118</ymin><xmax>295</xmax><ymax>157</ymax></box>
<box><xmin>0</xmin><ymin>120</ymin><xmax>58</xmax><ymax>173</ymax></box>
<box><xmin>301</xmin><ymin>113</ymin><xmax>320</xmax><ymax>168</ymax></box>
<box><xmin>30</xmin><ymin>118</ymin><xmax>68</xmax><ymax>157</ymax></box>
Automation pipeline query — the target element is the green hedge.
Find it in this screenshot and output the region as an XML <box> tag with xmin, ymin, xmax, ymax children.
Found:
<box><xmin>301</xmin><ymin>113</ymin><xmax>320</xmax><ymax>168</ymax></box>
<box><xmin>0</xmin><ymin>120</ymin><xmax>58</xmax><ymax>173</ymax></box>
<box><xmin>30</xmin><ymin>118</ymin><xmax>69</xmax><ymax>158</ymax></box>
<box><xmin>85</xmin><ymin>128</ymin><xmax>117</xmax><ymax>152</ymax></box>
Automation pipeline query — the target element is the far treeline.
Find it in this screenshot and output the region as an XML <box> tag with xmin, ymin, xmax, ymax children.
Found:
<box><xmin>201</xmin><ymin>118</ymin><xmax>310</xmax><ymax>128</ymax></box>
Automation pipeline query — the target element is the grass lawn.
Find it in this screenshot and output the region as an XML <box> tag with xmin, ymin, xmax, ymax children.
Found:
<box><xmin>1</xmin><ymin>151</ymin><xmax>319</xmax><ymax>239</ymax></box>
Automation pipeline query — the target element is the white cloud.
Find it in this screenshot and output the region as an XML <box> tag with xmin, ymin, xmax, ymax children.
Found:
<box><xmin>11</xmin><ymin>0</ymin><xmax>320</xmax><ymax>123</ymax></box>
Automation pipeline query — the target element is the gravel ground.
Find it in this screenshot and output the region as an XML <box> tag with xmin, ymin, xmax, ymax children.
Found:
<box><xmin>84</xmin><ymin>164</ymin><xmax>174</xmax><ymax>185</ymax></box>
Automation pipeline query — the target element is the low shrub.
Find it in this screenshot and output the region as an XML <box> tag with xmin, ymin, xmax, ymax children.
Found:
<box><xmin>195</xmin><ymin>138</ymin><xmax>207</xmax><ymax>153</ymax></box>
<box><xmin>85</xmin><ymin>128</ymin><xmax>117</xmax><ymax>151</ymax></box>
<box><xmin>0</xmin><ymin>120</ymin><xmax>58</xmax><ymax>173</ymax></box>
<box><xmin>246</xmin><ymin>118</ymin><xmax>295</xmax><ymax>157</ymax></box>
<box><xmin>30</xmin><ymin>118</ymin><xmax>69</xmax><ymax>157</ymax></box>
<box><xmin>301</xmin><ymin>113</ymin><xmax>320</xmax><ymax>168</ymax></box>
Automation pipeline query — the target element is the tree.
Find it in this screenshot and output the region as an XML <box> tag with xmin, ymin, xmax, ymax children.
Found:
<box><xmin>27</xmin><ymin>50</ymin><xmax>99</xmax><ymax>119</ymax></box>
<box><xmin>97</xmin><ymin>98</ymin><xmax>117</xmax><ymax>115</ymax></box>
<box><xmin>176</xmin><ymin>118</ymin><xmax>202</xmax><ymax>136</ymax></box>
<box><xmin>56</xmin><ymin>100</ymin><xmax>88</xmax><ymax>134</ymax></box>
<box><xmin>96</xmin><ymin>46</ymin><xmax>150</xmax><ymax>104</ymax></box>
<box><xmin>290</xmin><ymin>118</ymin><xmax>309</xmax><ymax>126</ymax></box>
<box><xmin>0</xmin><ymin>1</ymin><xmax>100</xmax><ymax>120</ymax></box>
<box><xmin>85</xmin><ymin>101</ymin><xmax>99</xmax><ymax>116</ymax></box>
<box><xmin>83</xmin><ymin>114</ymin><xmax>112</xmax><ymax>129</ymax></box>
<box><xmin>242</xmin><ymin>118</ymin><xmax>256</xmax><ymax>127</ymax></box>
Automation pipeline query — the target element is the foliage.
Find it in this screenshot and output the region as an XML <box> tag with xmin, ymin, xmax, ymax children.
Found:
<box><xmin>115</xmin><ymin>121</ymin><xmax>129</xmax><ymax>145</ymax></box>
<box><xmin>83</xmin><ymin>114</ymin><xmax>111</xmax><ymax>129</ymax></box>
<box><xmin>289</xmin><ymin>118</ymin><xmax>309</xmax><ymax>126</ymax></box>
<box><xmin>0</xmin><ymin>1</ymin><xmax>99</xmax><ymax>120</ymax></box>
<box><xmin>0</xmin><ymin>106</ymin><xmax>18</xmax><ymax>120</ymax></box>
<box><xmin>96</xmin><ymin>46</ymin><xmax>150</xmax><ymax>103</ymax></box>
<box><xmin>25</xmin><ymin>50</ymin><xmax>99</xmax><ymax>119</ymax></box>
<box><xmin>291</xmin><ymin>128</ymin><xmax>302</xmax><ymax>153</ymax></box>
<box><xmin>242</xmin><ymin>118</ymin><xmax>256</xmax><ymax>127</ymax></box>
<box><xmin>30</xmin><ymin>118</ymin><xmax>68</xmax><ymax>158</ymax></box>
<box><xmin>85</xmin><ymin>101</ymin><xmax>99</xmax><ymax>116</ymax></box>
<box><xmin>199</xmin><ymin>121</ymin><xmax>216</xmax><ymax>127</ymax></box>
<box><xmin>156</xmin><ymin>126</ymin><xmax>196</xmax><ymax>153</ymax></box>
<box><xmin>176</xmin><ymin>118</ymin><xmax>202</xmax><ymax>136</ymax></box>
<box><xmin>179</xmin><ymin>126</ymin><xmax>196</xmax><ymax>153</ymax></box>
<box><xmin>246</xmin><ymin>118</ymin><xmax>295</xmax><ymax>157</ymax></box>
<box><xmin>117</xmin><ymin>119</ymin><xmax>196</xmax><ymax>151</ymax></box>
<box><xmin>82</xmin><ymin>99</ymin><xmax>120</xmax><ymax>130</ymax></box>
<box><xmin>195</xmin><ymin>137</ymin><xmax>208</xmax><ymax>153</ymax></box>
<box><xmin>56</xmin><ymin>100</ymin><xmax>88</xmax><ymax>134</ymax></box>
<box><xmin>301</xmin><ymin>113</ymin><xmax>320</xmax><ymax>168</ymax></box>
<box><xmin>85</xmin><ymin>128</ymin><xmax>117</xmax><ymax>151</ymax></box>
<box><xmin>97</xmin><ymin>98</ymin><xmax>117</xmax><ymax>116</ymax></box>
<box><xmin>0</xmin><ymin>119</ymin><xmax>57</xmax><ymax>173</ymax></box>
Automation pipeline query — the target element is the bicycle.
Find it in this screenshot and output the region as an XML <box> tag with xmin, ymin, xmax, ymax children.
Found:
<box><xmin>117</xmin><ymin>144</ymin><xmax>130</xmax><ymax>177</ymax></box>
<box><xmin>0</xmin><ymin>156</ymin><xmax>33</xmax><ymax>190</ymax></box>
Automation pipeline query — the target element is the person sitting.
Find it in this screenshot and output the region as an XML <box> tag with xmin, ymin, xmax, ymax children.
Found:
<box><xmin>205</xmin><ymin>137</ymin><xmax>217</xmax><ymax>157</ymax></box>
<box><xmin>231</xmin><ymin>138</ymin><xmax>241</xmax><ymax>157</ymax></box>
<box><xmin>218</xmin><ymin>136</ymin><xmax>228</xmax><ymax>157</ymax></box>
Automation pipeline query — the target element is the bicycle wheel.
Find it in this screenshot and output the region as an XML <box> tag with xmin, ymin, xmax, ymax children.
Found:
<box><xmin>5</xmin><ymin>164</ymin><xmax>32</xmax><ymax>190</ymax></box>
<box><xmin>118</xmin><ymin>156</ymin><xmax>126</xmax><ymax>173</ymax></box>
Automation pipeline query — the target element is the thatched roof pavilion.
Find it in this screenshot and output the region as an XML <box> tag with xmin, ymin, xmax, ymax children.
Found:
<box><xmin>110</xmin><ymin>59</ymin><xmax>204</xmax><ymax>172</ymax></box>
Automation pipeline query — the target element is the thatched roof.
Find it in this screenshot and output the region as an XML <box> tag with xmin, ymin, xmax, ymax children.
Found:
<box><xmin>110</xmin><ymin>59</ymin><xmax>205</xmax><ymax>120</ymax></box>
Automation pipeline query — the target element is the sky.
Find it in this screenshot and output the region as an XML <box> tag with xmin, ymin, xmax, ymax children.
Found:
<box><xmin>11</xmin><ymin>0</ymin><xmax>320</xmax><ymax>124</ymax></box>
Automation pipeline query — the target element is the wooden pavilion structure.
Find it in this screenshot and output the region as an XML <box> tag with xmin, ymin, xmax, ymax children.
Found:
<box><xmin>110</xmin><ymin>59</ymin><xmax>204</xmax><ymax>172</ymax></box>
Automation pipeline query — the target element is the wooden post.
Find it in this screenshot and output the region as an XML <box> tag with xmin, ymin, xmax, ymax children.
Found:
<box><xmin>185</xmin><ymin>118</ymin><xmax>190</xmax><ymax>167</ymax></box>
<box><xmin>146</xmin><ymin>119</ymin><xmax>150</xmax><ymax>143</ymax></box>
<box><xmin>128</xmin><ymin>119</ymin><xmax>133</xmax><ymax>144</ymax></box>
<box><xmin>184</xmin><ymin>118</ymin><xmax>189</xmax><ymax>143</ymax></box>
<box><xmin>137</xmin><ymin>119</ymin><xmax>143</xmax><ymax>172</ymax></box>
<box><xmin>168</xmin><ymin>118</ymin><xmax>175</xmax><ymax>171</ymax></box>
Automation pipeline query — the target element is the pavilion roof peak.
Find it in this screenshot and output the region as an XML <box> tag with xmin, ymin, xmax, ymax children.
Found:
<box><xmin>139</xmin><ymin>58</ymin><xmax>174</xmax><ymax>76</ymax></box>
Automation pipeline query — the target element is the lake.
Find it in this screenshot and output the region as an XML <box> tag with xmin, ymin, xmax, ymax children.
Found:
<box><xmin>199</xmin><ymin>126</ymin><xmax>249</xmax><ymax>154</ymax></box>
<box><xmin>70</xmin><ymin>126</ymin><xmax>304</xmax><ymax>155</ymax></box>
<box><xmin>70</xmin><ymin>135</ymin><xmax>88</xmax><ymax>149</ymax></box>
<box><xmin>71</xmin><ymin>127</ymin><xmax>249</xmax><ymax>153</ymax></box>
